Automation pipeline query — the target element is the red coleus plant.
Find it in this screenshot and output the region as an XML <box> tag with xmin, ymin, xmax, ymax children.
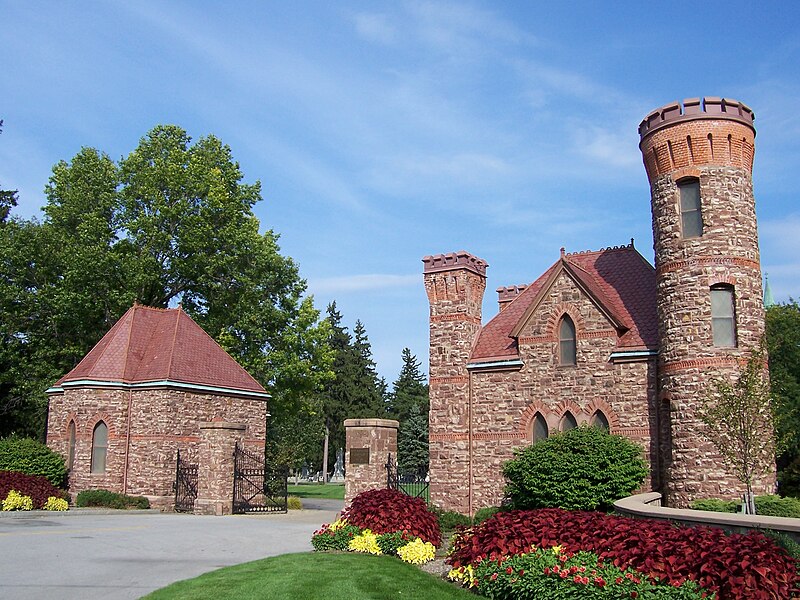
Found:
<box><xmin>0</xmin><ymin>470</ymin><xmax>68</xmax><ymax>508</ymax></box>
<box><xmin>447</xmin><ymin>508</ymin><xmax>799</xmax><ymax>600</ymax></box>
<box><xmin>342</xmin><ymin>488</ymin><xmax>441</xmax><ymax>546</ymax></box>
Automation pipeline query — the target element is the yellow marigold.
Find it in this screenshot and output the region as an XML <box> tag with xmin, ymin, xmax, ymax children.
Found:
<box><xmin>447</xmin><ymin>564</ymin><xmax>477</xmax><ymax>588</ymax></box>
<box><xmin>397</xmin><ymin>538</ymin><xmax>436</xmax><ymax>565</ymax></box>
<box><xmin>44</xmin><ymin>496</ymin><xmax>69</xmax><ymax>511</ymax></box>
<box><xmin>2</xmin><ymin>490</ymin><xmax>33</xmax><ymax>511</ymax></box>
<box><xmin>328</xmin><ymin>518</ymin><xmax>349</xmax><ymax>532</ymax></box>
<box><xmin>348</xmin><ymin>529</ymin><xmax>382</xmax><ymax>555</ymax></box>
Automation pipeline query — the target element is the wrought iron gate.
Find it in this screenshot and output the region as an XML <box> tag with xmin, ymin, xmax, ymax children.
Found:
<box><xmin>233</xmin><ymin>442</ymin><xmax>288</xmax><ymax>514</ymax></box>
<box><xmin>386</xmin><ymin>453</ymin><xmax>429</xmax><ymax>501</ymax></box>
<box><xmin>174</xmin><ymin>450</ymin><xmax>198</xmax><ymax>512</ymax></box>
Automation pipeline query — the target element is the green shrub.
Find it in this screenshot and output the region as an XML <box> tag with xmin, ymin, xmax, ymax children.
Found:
<box><xmin>376</xmin><ymin>531</ymin><xmax>414</xmax><ymax>556</ymax></box>
<box><xmin>503</xmin><ymin>425</ymin><xmax>648</xmax><ymax>511</ymax></box>
<box><xmin>690</xmin><ymin>498</ymin><xmax>739</xmax><ymax>513</ymax></box>
<box><xmin>755</xmin><ymin>494</ymin><xmax>800</xmax><ymax>518</ymax></box>
<box><xmin>287</xmin><ymin>496</ymin><xmax>302</xmax><ymax>510</ymax></box>
<box><xmin>473</xmin><ymin>506</ymin><xmax>502</xmax><ymax>525</ymax></box>
<box><xmin>76</xmin><ymin>489</ymin><xmax>150</xmax><ymax>509</ymax></box>
<box><xmin>436</xmin><ymin>509</ymin><xmax>471</xmax><ymax>532</ymax></box>
<box><xmin>311</xmin><ymin>519</ymin><xmax>363</xmax><ymax>551</ymax></box>
<box><xmin>0</xmin><ymin>437</ymin><xmax>67</xmax><ymax>488</ymax></box>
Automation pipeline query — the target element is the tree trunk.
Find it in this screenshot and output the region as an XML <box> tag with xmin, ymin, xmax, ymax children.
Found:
<box><xmin>322</xmin><ymin>424</ymin><xmax>329</xmax><ymax>484</ymax></box>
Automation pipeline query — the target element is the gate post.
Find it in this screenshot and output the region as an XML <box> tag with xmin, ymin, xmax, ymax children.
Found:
<box><xmin>344</xmin><ymin>418</ymin><xmax>398</xmax><ymax>505</ymax></box>
<box><xmin>195</xmin><ymin>421</ymin><xmax>246</xmax><ymax>516</ymax></box>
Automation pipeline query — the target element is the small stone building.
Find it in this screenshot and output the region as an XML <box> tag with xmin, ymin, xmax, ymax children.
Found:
<box><xmin>424</xmin><ymin>96</ymin><xmax>775</xmax><ymax>514</ymax></box>
<box><xmin>46</xmin><ymin>304</ymin><xmax>269</xmax><ymax>509</ymax></box>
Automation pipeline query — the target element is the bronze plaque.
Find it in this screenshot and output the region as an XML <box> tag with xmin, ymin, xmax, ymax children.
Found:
<box><xmin>349</xmin><ymin>447</ymin><xmax>370</xmax><ymax>465</ymax></box>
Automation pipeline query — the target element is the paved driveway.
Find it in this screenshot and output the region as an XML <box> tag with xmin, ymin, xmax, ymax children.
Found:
<box><xmin>0</xmin><ymin>500</ymin><xmax>342</xmax><ymax>600</ymax></box>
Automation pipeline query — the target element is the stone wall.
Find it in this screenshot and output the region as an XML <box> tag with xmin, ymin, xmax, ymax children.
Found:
<box><xmin>344</xmin><ymin>419</ymin><xmax>398</xmax><ymax>504</ymax></box>
<box><xmin>46</xmin><ymin>386</ymin><xmax>267</xmax><ymax>508</ymax></box>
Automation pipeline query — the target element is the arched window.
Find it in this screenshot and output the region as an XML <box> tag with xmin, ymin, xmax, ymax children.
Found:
<box><xmin>559</xmin><ymin>315</ymin><xmax>576</xmax><ymax>366</ymax></box>
<box><xmin>560</xmin><ymin>411</ymin><xmax>578</xmax><ymax>432</ymax></box>
<box><xmin>67</xmin><ymin>420</ymin><xmax>76</xmax><ymax>469</ymax></box>
<box><xmin>679</xmin><ymin>178</ymin><xmax>702</xmax><ymax>238</ymax></box>
<box><xmin>711</xmin><ymin>285</ymin><xmax>737</xmax><ymax>347</ymax></box>
<box><xmin>590</xmin><ymin>410</ymin><xmax>609</xmax><ymax>431</ymax></box>
<box><xmin>91</xmin><ymin>421</ymin><xmax>108</xmax><ymax>474</ymax></box>
<box><xmin>532</xmin><ymin>413</ymin><xmax>548</xmax><ymax>443</ymax></box>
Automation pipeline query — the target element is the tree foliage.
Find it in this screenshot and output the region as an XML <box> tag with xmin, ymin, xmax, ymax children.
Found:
<box><xmin>0</xmin><ymin>125</ymin><xmax>332</xmax><ymax>439</ymax></box>
<box><xmin>766</xmin><ymin>301</ymin><xmax>800</xmax><ymax>495</ymax></box>
<box><xmin>699</xmin><ymin>343</ymin><xmax>782</xmax><ymax>511</ymax></box>
<box><xmin>389</xmin><ymin>348</ymin><xmax>429</xmax><ymax>473</ymax></box>
<box><xmin>398</xmin><ymin>403</ymin><xmax>429</xmax><ymax>474</ymax></box>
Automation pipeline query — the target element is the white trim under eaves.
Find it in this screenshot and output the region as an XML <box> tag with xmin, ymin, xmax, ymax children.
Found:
<box><xmin>466</xmin><ymin>359</ymin><xmax>524</xmax><ymax>371</ymax></box>
<box><xmin>609</xmin><ymin>350</ymin><xmax>659</xmax><ymax>361</ymax></box>
<box><xmin>46</xmin><ymin>379</ymin><xmax>271</xmax><ymax>400</ymax></box>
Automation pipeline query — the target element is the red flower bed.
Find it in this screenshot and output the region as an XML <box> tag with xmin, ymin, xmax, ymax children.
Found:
<box><xmin>447</xmin><ymin>508</ymin><xmax>799</xmax><ymax>600</ymax></box>
<box><xmin>342</xmin><ymin>489</ymin><xmax>441</xmax><ymax>546</ymax></box>
<box><xmin>0</xmin><ymin>470</ymin><xmax>67</xmax><ymax>508</ymax></box>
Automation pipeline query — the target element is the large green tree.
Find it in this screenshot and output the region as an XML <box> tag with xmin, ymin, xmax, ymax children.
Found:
<box><xmin>0</xmin><ymin>125</ymin><xmax>332</xmax><ymax>439</ymax></box>
<box><xmin>766</xmin><ymin>301</ymin><xmax>800</xmax><ymax>495</ymax></box>
<box><xmin>388</xmin><ymin>348</ymin><xmax>429</xmax><ymax>473</ymax></box>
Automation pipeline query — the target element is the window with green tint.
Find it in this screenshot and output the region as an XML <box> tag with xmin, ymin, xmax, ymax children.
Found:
<box><xmin>67</xmin><ymin>420</ymin><xmax>76</xmax><ymax>469</ymax></box>
<box><xmin>559</xmin><ymin>315</ymin><xmax>576</xmax><ymax>366</ymax></box>
<box><xmin>679</xmin><ymin>179</ymin><xmax>702</xmax><ymax>238</ymax></box>
<box><xmin>91</xmin><ymin>421</ymin><xmax>108</xmax><ymax>474</ymax></box>
<box><xmin>532</xmin><ymin>413</ymin><xmax>548</xmax><ymax>443</ymax></box>
<box><xmin>561</xmin><ymin>411</ymin><xmax>578</xmax><ymax>431</ymax></box>
<box><xmin>590</xmin><ymin>410</ymin><xmax>609</xmax><ymax>431</ymax></box>
<box><xmin>711</xmin><ymin>286</ymin><xmax>737</xmax><ymax>347</ymax></box>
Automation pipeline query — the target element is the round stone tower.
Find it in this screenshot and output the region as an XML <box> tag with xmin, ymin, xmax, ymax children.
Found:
<box><xmin>639</xmin><ymin>97</ymin><xmax>772</xmax><ymax>507</ymax></box>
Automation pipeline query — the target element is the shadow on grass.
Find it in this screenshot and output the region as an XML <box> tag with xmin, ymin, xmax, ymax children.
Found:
<box><xmin>142</xmin><ymin>552</ymin><xmax>472</xmax><ymax>600</ymax></box>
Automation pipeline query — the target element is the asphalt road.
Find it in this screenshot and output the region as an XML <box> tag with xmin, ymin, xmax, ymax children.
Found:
<box><xmin>0</xmin><ymin>500</ymin><xmax>343</xmax><ymax>600</ymax></box>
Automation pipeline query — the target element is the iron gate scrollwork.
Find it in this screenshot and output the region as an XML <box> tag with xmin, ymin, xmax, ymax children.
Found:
<box><xmin>233</xmin><ymin>442</ymin><xmax>288</xmax><ymax>514</ymax></box>
<box><xmin>386</xmin><ymin>453</ymin><xmax>429</xmax><ymax>500</ymax></box>
<box><xmin>174</xmin><ymin>449</ymin><xmax>198</xmax><ymax>512</ymax></box>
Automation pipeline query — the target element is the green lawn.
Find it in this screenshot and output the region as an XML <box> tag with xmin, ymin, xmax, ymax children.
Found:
<box><xmin>142</xmin><ymin>552</ymin><xmax>472</xmax><ymax>600</ymax></box>
<box><xmin>287</xmin><ymin>483</ymin><xmax>345</xmax><ymax>500</ymax></box>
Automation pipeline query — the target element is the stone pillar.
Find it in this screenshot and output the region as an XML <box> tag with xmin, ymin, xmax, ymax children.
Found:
<box><xmin>194</xmin><ymin>421</ymin><xmax>245</xmax><ymax>516</ymax></box>
<box><xmin>344</xmin><ymin>418</ymin><xmax>398</xmax><ymax>505</ymax></box>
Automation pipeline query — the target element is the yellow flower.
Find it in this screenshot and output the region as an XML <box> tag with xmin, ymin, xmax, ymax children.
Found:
<box><xmin>397</xmin><ymin>538</ymin><xmax>436</xmax><ymax>565</ymax></box>
<box><xmin>2</xmin><ymin>490</ymin><xmax>33</xmax><ymax>511</ymax></box>
<box><xmin>551</xmin><ymin>545</ymin><xmax>563</xmax><ymax>555</ymax></box>
<box><xmin>348</xmin><ymin>529</ymin><xmax>382</xmax><ymax>555</ymax></box>
<box><xmin>448</xmin><ymin>565</ymin><xmax>477</xmax><ymax>588</ymax></box>
<box><xmin>44</xmin><ymin>496</ymin><xmax>69</xmax><ymax>511</ymax></box>
<box><xmin>328</xmin><ymin>518</ymin><xmax>349</xmax><ymax>531</ymax></box>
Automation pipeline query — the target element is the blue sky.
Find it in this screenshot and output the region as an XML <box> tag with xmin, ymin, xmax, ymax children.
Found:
<box><xmin>3</xmin><ymin>1</ymin><xmax>799</xmax><ymax>383</ymax></box>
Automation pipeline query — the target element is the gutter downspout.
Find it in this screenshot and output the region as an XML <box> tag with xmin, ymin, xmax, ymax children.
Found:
<box><xmin>468</xmin><ymin>370</ymin><xmax>473</xmax><ymax>518</ymax></box>
<box><xmin>123</xmin><ymin>389</ymin><xmax>133</xmax><ymax>495</ymax></box>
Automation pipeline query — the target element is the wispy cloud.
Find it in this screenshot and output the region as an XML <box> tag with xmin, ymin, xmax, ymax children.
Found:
<box><xmin>309</xmin><ymin>274</ymin><xmax>419</xmax><ymax>294</ymax></box>
<box><xmin>352</xmin><ymin>13</ymin><xmax>397</xmax><ymax>45</ymax></box>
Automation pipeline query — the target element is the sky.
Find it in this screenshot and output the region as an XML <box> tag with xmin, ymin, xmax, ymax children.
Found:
<box><xmin>2</xmin><ymin>1</ymin><xmax>799</xmax><ymax>384</ymax></box>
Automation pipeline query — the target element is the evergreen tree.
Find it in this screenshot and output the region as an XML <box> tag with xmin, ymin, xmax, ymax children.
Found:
<box><xmin>398</xmin><ymin>403</ymin><xmax>429</xmax><ymax>474</ymax></box>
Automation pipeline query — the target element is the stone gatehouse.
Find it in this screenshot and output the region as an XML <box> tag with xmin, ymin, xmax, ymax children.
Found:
<box><xmin>46</xmin><ymin>303</ymin><xmax>269</xmax><ymax>510</ymax></box>
<box><xmin>424</xmin><ymin>96</ymin><xmax>775</xmax><ymax>514</ymax></box>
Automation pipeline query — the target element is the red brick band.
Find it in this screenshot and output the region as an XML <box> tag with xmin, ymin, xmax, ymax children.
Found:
<box><xmin>430</xmin><ymin>433</ymin><xmax>469</xmax><ymax>441</ymax></box>
<box><xmin>662</xmin><ymin>357</ymin><xmax>738</xmax><ymax>374</ymax></box>
<box><xmin>519</xmin><ymin>329</ymin><xmax>616</xmax><ymax>345</ymax></box>
<box><xmin>615</xmin><ymin>427</ymin><xmax>650</xmax><ymax>438</ymax></box>
<box><xmin>430</xmin><ymin>376</ymin><xmax>469</xmax><ymax>384</ymax></box>
<box><xmin>430</xmin><ymin>313</ymin><xmax>482</xmax><ymax>325</ymax></box>
<box><xmin>657</xmin><ymin>256</ymin><xmax>760</xmax><ymax>275</ymax></box>
<box><xmin>430</xmin><ymin>432</ymin><xmax>528</xmax><ymax>442</ymax></box>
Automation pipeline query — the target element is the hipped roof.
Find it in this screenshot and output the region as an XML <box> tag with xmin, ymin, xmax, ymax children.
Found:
<box><xmin>51</xmin><ymin>304</ymin><xmax>268</xmax><ymax>398</ymax></box>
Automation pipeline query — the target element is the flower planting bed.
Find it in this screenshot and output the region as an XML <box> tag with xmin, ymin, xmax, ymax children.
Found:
<box><xmin>0</xmin><ymin>470</ymin><xmax>69</xmax><ymax>511</ymax></box>
<box><xmin>447</xmin><ymin>507</ymin><xmax>799</xmax><ymax>599</ymax></box>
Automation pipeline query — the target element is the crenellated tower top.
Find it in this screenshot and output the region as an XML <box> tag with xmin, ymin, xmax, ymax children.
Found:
<box><xmin>422</xmin><ymin>251</ymin><xmax>488</xmax><ymax>277</ymax></box>
<box><xmin>639</xmin><ymin>97</ymin><xmax>756</xmax><ymax>181</ymax></box>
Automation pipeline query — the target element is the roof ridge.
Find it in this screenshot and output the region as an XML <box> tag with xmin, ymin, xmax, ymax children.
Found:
<box><xmin>564</xmin><ymin>240</ymin><xmax>636</xmax><ymax>257</ymax></box>
<box><xmin>120</xmin><ymin>305</ymin><xmax>137</xmax><ymax>381</ymax></box>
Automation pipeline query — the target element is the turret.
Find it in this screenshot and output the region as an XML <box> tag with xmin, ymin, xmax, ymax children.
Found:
<box><xmin>422</xmin><ymin>251</ymin><xmax>487</xmax><ymax>513</ymax></box>
<box><xmin>640</xmin><ymin>97</ymin><xmax>772</xmax><ymax>506</ymax></box>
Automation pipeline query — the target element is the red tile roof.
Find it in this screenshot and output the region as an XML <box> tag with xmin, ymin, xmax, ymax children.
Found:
<box><xmin>470</xmin><ymin>244</ymin><xmax>657</xmax><ymax>363</ymax></box>
<box><xmin>53</xmin><ymin>304</ymin><xmax>267</xmax><ymax>396</ymax></box>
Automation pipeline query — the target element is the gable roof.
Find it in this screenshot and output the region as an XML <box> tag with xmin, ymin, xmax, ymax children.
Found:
<box><xmin>49</xmin><ymin>304</ymin><xmax>269</xmax><ymax>398</ymax></box>
<box><xmin>470</xmin><ymin>244</ymin><xmax>657</xmax><ymax>364</ymax></box>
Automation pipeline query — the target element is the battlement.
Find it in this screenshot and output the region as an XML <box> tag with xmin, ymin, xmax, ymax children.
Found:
<box><xmin>422</xmin><ymin>251</ymin><xmax>488</xmax><ymax>277</ymax></box>
<box><xmin>639</xmin><ymin>97</ymin><xmax>755</xmax><ymax>141</ymax></box>
<box><xmin>497</xmin><ymin>284</ymin><xmax>527</xmax><ymax>307</ymax></box>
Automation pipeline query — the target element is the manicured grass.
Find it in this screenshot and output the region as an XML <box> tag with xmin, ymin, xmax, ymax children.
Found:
<box><xmin>287</xmin><ymin>483</ymin><xmax>345</xmax><ymax>500</ymax></box>
<box><xmin>142</xmin><ymin>552</ymin><xmax>472</xmax><ymax>600</ymax></box>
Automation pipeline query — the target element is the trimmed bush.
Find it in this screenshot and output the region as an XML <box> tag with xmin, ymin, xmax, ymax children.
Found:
<box><xmin>690</xmin><ymin>498</ymin><xmax>738</xmax><ymax>513</ymax></box>
<box><xmin>0</xmin><ymin>470</ymin><xmax>68</xmax><ymax>508</ymax></box>
<box><xmin>434</xmin><ymin>508</ymin><xmax>471</xmax><ymax>532</ymax></box>
<box><xmin>447</xmin><ymin>508</ymin><xmax>799</xmax><ymax>599</ymax></box>
<box><xmin>287</xmin><ymin>496</ymin><xmax>303</xmax><ymax>510</ymax></box>
<box><xmin>341</xmin><ymin>488</ymin><xmax>441</xmax><ymax>546</ymax></box>
<box><xmin>503</xmin><ymin>425</ymin><xmax>648</xmax><ymax>511</ymax></box>
<box><xmin>0</xmin><ymin>437</ymin><xmax>68</xmax><ymax>487</ymax></box>
<box><xmin>75</xmin><ymin>489</ymin><xmax>150</xmax><ymax>509</ymax></box>
<box><xmin>691</xmin><ymin>494</ymin><xmax>800</xmax><ymax>518</ymax></box>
